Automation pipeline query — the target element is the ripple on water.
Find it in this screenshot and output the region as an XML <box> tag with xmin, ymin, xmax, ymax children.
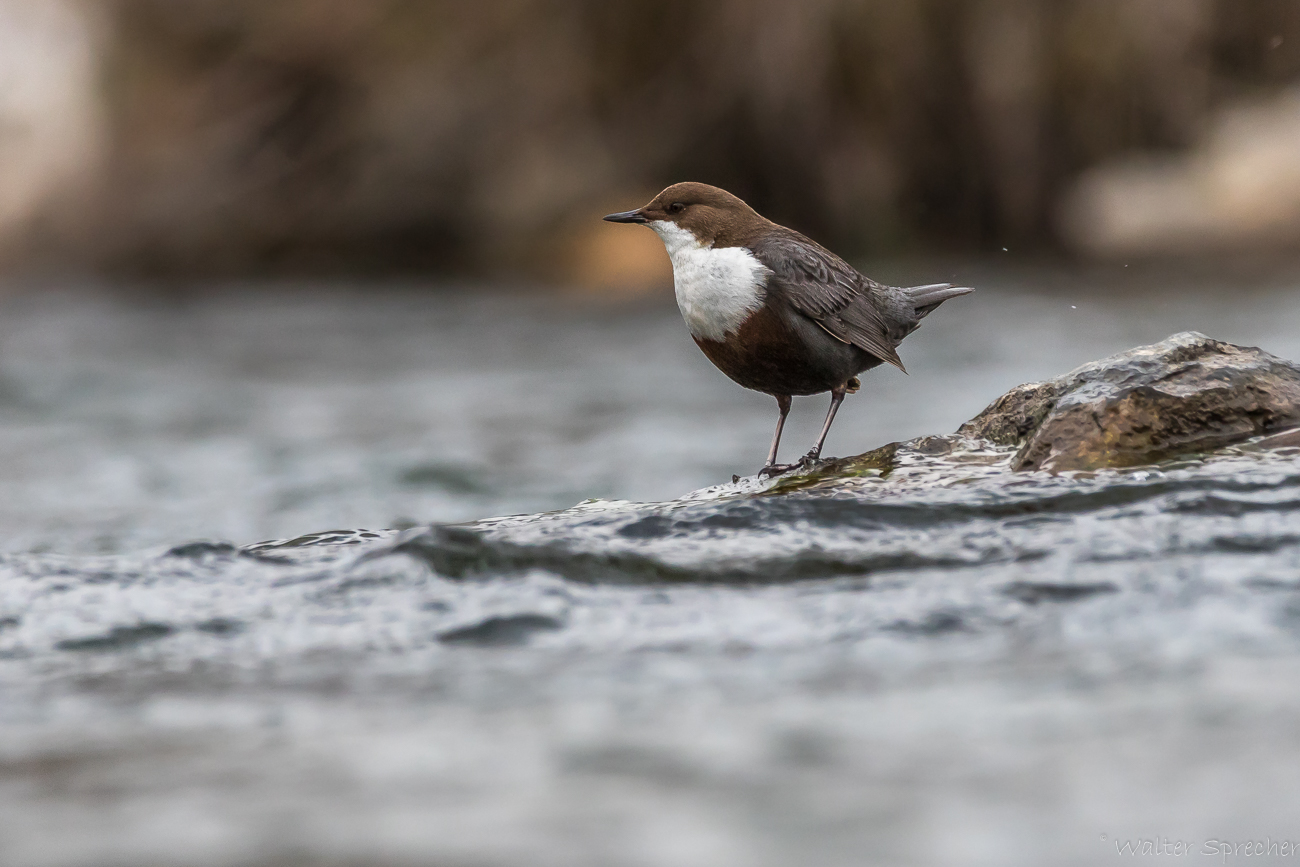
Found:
<box><xmin>0</xmin><ymin>442</ymin><xmax>1297</xmax><ymax>678</ymax></box>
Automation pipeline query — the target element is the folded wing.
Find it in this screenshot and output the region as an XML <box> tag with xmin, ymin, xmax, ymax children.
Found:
<box><xmin>749</xmin><ymin>229</ymin><xmax>907</xmax><ymax>371</ymax></box>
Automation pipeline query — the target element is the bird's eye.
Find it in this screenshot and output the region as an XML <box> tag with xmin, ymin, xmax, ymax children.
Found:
<box><xmin>668</xmin><ymin>202</ymin><xmax>686</xmax><ymax>214</ymax></box>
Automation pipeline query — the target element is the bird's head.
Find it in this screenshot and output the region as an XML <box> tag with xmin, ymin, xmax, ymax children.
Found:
<box><xmin>603</xmin><ymin>182</ymin><xmax>766</xmax><ymax>249</ymax></box>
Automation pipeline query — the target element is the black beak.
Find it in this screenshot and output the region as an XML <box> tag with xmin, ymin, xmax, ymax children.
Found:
<box><xmin>603</xmin><ymin>208</ymin><xmax>649</xmax><ymax>224</ymax></box>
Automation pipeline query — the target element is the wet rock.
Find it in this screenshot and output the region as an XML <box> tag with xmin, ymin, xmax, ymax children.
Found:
<box><xmin>958</xmin><ymin>332</ymin><xmax>1300</xmax><ymax>471</ymax></box>
<box><xmin>1256</xmin><ymin>427</ymin><xmax>1300</xmax><ymax>450</ymax></box>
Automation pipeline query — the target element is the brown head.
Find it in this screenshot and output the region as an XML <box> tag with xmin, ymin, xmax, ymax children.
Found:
<box><xmin>603</xmin><ymin>182</ymin><xmax>772</xmax><ymax>248</ymax></box>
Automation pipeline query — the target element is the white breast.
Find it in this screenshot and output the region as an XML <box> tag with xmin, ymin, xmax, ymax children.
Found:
<box><xmin>648</xmin><ymin>221</ymin><xmax>770</xmax><ymax>342</ymax></box>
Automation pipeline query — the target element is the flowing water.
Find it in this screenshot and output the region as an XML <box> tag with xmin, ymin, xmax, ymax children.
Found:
<box><xmin>3</xmin><ymin>265</ymin><xmax>1300</xmax><ymax>867</ymax></box>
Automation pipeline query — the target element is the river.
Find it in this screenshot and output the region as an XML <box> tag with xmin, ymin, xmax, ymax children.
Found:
<box><xmin>2</xmin><ymin>263</ymin><xmax>1300</xmax><ymax>866</ymax></box>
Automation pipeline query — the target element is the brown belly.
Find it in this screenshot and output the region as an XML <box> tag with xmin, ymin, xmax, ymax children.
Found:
<box><xmin>693</xmin><ymin>305</ymin><xmax>856</xmax><ymax>396</ymax></box>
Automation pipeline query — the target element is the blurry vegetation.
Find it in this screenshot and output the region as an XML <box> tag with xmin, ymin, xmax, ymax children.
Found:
<box><xmin>10</xmin><ymin>0</ymin><xmax>1300</xmax><ymax>278</ymax></box>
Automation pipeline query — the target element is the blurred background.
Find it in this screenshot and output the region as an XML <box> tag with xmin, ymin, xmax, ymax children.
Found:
<box><xmin>3</xmin><ymin>0</ymin><xmax>1300</xmax><ymax>287</ymax></box>
<box><xmin>7</xmin><ymin>5</ymin><xmax>1300</xmax><ymax>867</ymax></box>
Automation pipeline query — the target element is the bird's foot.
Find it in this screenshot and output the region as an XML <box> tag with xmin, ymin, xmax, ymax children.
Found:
<box><xmin>757</xmin><ymin>453</ymin><xmax>829</xmax><ymax>478</ymax></box>
<box><xmin>795</xmin><ymin>451</ymin><xmax>831</xmax><ymax>471</ymax></box>
<box><xmin>757</xmin><ymin>462</ymin><xmax>800</xmax><ymax>479</ymax></box>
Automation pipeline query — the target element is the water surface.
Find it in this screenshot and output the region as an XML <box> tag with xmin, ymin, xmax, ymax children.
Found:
<box><xmin>2</xmin><ymin>267</ymin><xmax>1300</xmax><ymax>866</ymax></box>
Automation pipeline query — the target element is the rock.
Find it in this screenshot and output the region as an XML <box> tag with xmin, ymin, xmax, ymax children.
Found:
<box><xmin>958</xmin><ymin>332</ymin><xmax>1300</xmax><ymax>471</ymax></box>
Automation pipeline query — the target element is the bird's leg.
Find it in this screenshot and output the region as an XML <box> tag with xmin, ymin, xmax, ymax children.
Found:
<box><xmin>802</xmin><ymin>386</ymin><xmax>847</xmax><ymax>464</ymax></box>
<box><xmin>764</xmin><ymin>394</ymin><xmax>792</xmax><ymax>466</ymax></box>
<box><xmin>757</xmin><ymin>394</ymin><xmax>794</xmax><ymax>478</ymax></box>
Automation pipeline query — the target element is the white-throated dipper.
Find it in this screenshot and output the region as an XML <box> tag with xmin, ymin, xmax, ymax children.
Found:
<box><xmin>604</xmin><ymin>182</ymin><xmax>972</xmax><ymax>476</ymax></box>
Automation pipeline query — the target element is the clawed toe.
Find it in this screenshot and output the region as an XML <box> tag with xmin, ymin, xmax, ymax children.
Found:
<box><xmin>796</xmin><ymin>452</ymin><xmax>834</xmax><ymax>472</ymax></box>
<box><xmin>757</xmin><ymin>462</ymin><xmax>799</xmax><ymax>478</ymax></box>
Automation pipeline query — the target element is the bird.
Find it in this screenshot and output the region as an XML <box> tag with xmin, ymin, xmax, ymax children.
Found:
<box><xmin>604</xmin><ymin>182</ymin><xmax>972</xmax><ymax>477</ymax></box>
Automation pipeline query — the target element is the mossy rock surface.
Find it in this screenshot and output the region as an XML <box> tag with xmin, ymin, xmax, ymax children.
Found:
<box><xmin>957</xmin><ymin>332</ymin><xmax>1300</xmax><ymax>471</ymax></box>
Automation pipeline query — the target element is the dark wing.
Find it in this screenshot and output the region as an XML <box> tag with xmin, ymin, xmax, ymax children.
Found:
<box><xmin>749</xmin><ymin>229</ymin><xmax>906</xmax><ymax>371</ymax></box>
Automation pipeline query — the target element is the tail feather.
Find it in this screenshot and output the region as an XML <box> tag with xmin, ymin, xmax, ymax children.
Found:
<box><xmin>905</xmin><ymin>283</ymin><xmax>974</xmax><ymax>316</ymax></box>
